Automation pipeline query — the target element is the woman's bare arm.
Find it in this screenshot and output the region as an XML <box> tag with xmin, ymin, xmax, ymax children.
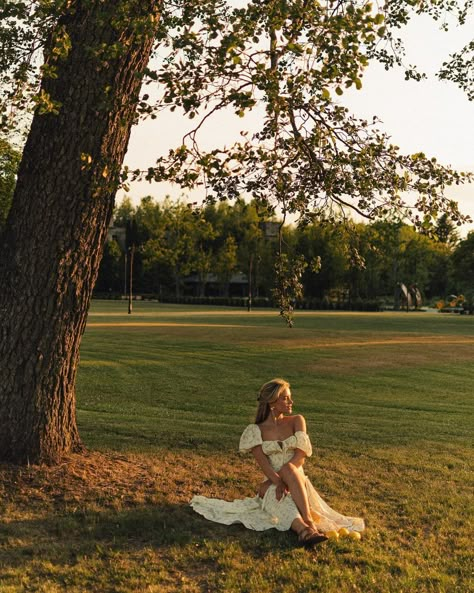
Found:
<box><xmin>280</xmin><ymin>414</ymin><xmax>308</xmax><ymax>471</ymax></box>
<box><xmin>252</xmin><ymin>446</ymin><xmax>288</xmax><ymax>500</ymax></box>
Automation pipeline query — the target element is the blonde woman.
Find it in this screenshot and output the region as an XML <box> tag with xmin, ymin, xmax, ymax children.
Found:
<box><xmin>191</xmin><ymin>378</ymin><xmax>365</xmax><ymax>547</ymax></box>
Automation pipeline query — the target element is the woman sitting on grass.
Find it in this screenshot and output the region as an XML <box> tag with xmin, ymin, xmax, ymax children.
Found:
<box><xmin>191</xmin><ymin>378</ymin><xmax>365</xmax><ymax>547</ymax></box>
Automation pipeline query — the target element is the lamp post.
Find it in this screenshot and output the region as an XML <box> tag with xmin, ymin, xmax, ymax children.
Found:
<box><xmin>123</xmin><ymin>250</ymin><xmax>127</xmax><ymax>298</ymax></box>
<box><xmin>247</xmin><ymin>252</ymin><xmax>253</xmax><ymax>312</ymax></box>
<box><xmin>128</xmin><ymin>244</ymin><xmax>134</xmax><ymax>314</ymax></box>
<box><xmin>126</xmin><ymin>218</ymin><xmax>137</xmax><ymax>314</ymax></box>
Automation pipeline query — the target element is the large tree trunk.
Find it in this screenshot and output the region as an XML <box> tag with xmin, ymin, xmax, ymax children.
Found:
<box><xmin>0</xmin><ymin>0</ymin><xmax>161</xmax><ymax>464</ymax></box>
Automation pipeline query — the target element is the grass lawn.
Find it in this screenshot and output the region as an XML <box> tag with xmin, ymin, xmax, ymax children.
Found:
<box><xmin>0</xmin><ymin>301</ymin><xmax>473</xmax><ymax>593</ymax></box>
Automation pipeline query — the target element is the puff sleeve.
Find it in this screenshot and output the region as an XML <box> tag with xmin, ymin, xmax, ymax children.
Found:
<box><xmin>294</xmin><ymin>431</ymin><xmax>312</xmax><ymax>457</ymax></box>
<box><xmin>239</xmin><ymin>424</ymin><xmax>263</xmax><ymax>453</ymax></box>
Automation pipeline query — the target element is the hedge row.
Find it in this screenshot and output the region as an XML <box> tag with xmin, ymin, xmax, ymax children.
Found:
<box><xmin>92</xmin><ymin>292</ymin><xmax>383</xmax><ymax>311</ymax></box>
<box><xmin>440</xmin><ymin>305</ymin><xmax>474</xmax><ymax>314</ymax></box>
<box><xmin>295</xmin><ymin>298</ymin><xmax>383</xmax><ymax>312</ymax></box>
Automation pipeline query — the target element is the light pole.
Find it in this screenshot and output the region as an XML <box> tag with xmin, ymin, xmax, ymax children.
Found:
<box><xmin>247</xmin><ymin>252</ymin><xmax>253</xmax><ymax>312</ymax></box>
<box><xmin>123</xmin><ymin>250</ymin><xmax>127</xmax><ymax>298</ymax></box>
<box><xmin>126</xmin><ymin>218</ymin><xmax>137</xmax><ymax>314</ymax></box>
<box><xmin>128</xmin><ymin>244</ymin><xmax>134</xmax><ymax>314</ymax></box>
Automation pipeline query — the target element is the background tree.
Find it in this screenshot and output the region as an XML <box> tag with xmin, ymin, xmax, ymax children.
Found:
<box><xmin>94</xmin><ymin>238</ymin><xmax>123</xmax><ymax>294</ymax></box>
<box><xmin>141</xmin><ymin>199</ymin><xmax>199</xmax><ymax>298</ymax></box>
<box><xmin>0</xmin><ymin>138</ymin><xmax>20</xmax><ymax>232</ymax></box>
<box><xmin>451</xmin><ymin>231</ymin><xmax>474</xmax><ymax>296</ymax></box>
<box><xmin>434</xmin><ymin>213</ymin><xmax>460</xmax><ymax>247</ymax></box>
<box><xmin>396</xmin><ymin>226</ymin><xmax>442</xmax><ymax>298</ymax></box>
<box><xmin>423</xmin><ymin>240</ymin><xmax>453</xmax><ymax>300</ymax></box>
<box><xmin>295</xmin><ymin>222</ymin><xmax>350</xmax><ymax>300</ymax></box>
<box><xmin>192</xmin><ymin>213</ymin><xmax>216</xmax><ymax>297</ymax></box>
<box><xmin>98</xmin><ymin>195</ymin><xmax>459</xmax><ymax>305</ymax></box>
<box><xmin>214</xmin><ymin>235</ymin><xmax>238</xmax><ymax>297</ymax></box>
<box><xmin>113</xmin><ymin>196</ymin><xmax>137</xmax><ymax>229</ymax></box>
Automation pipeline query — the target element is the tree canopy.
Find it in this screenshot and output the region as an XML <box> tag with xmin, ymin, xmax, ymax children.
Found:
<box><xmin>1</xmin><ymin>1</ymin><xmax>472</xmax><ymax>228</ymax></box>
<box><xmin>135</xmin><ymin>0</ymin><xmax>472</xmax><ymax>231</ymax></box>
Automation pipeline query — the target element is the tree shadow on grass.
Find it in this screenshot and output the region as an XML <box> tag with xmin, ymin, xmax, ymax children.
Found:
<box><xmin>0</xmin><ymin>450</ymin><xmax>300</xmax><ymax>591</ymax></box>
<box><xmin>0</xmin><ymin>501</ymin><xmax>292</xmax><ymax>554</ymax></box>
<box><xmin>0</xmin><ymin>500</ymin><xmax>295</xmax><ymax>591</ymax></box>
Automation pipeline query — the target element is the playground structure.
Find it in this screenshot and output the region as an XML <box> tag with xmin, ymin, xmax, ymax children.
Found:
<box><xmin>394</xmin><ymin>283</ymin><xmax>423</xmax><ymax>311</ymax></box>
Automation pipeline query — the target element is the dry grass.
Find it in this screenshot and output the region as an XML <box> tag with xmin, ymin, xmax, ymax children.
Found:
<box><xmin>1</xmin><ymin>443</ymin><xmax>472</xmax><ymax>593</ymax></box>
<box><xmin>0</xmin><ymin>449</ymin><xmax>261</xmax><ymax>514</ymax></box>
<box><xmin>0</xmin><ymin>450</ymin><xmax>261</xmax><ymax>593</ymax></box>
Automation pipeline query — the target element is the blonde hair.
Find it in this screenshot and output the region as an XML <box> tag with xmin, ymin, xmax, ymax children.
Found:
<box><xmin>255</xmin><ymin>378</ymin><xmax>290</xmax><ymax>424</ymax></box>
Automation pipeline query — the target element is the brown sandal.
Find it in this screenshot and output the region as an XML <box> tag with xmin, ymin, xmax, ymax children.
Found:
<box><xmin>298</xmin><ymin>526</ymin><xmax>328</xmax><ymax>547</ymax></box>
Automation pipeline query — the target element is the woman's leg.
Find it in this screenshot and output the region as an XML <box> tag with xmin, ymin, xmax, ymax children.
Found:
<box><xmin>291</xmin><ymin>517</ymin><xmax>327</xmax><ymax>546</ymax></box>
<box><xmin>279</xmin><ymin>464</ymin><xmax>319</xmax><ymax>529</ymax></box>
<box><xmin>291</xmin><ymin>517</ymin><xmax>308</xmax><ymax>536</ymax></box>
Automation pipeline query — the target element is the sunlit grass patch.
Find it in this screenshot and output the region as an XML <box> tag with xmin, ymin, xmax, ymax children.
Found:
<box><xmin>1</xmin><ymin>303</ymin><xmax>473</xmax><ymax>592</ymax></box>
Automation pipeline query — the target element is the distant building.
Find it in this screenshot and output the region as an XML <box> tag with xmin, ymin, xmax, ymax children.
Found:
<box><xmin>183</xmin><ymin>272</ymin><xmax>248</xmax><ymax>297</ymax></box>
<box><xmin>260</xmin><ymin>221</ymin><xmax>279</xmax><ymax>238</ymax></box>
<box><xmin>107</xmin><ymin>225</ymin><xmax>126</xmax><ymax>251</ymax></box>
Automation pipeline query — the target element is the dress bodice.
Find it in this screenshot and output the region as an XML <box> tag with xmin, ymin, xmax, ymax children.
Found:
<box><xmin>239</xmin><ymin>424</ymin><xmax>312</xmax><ymax>471</ymax></box>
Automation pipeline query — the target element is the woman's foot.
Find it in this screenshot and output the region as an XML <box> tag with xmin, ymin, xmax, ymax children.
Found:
<box><xmin>297</xmin><ymin>525</ymin><xmax>328</xmax><ymax>547</ymax></box>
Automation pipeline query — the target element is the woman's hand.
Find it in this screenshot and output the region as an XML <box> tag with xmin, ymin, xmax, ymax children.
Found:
<box><xmin>275</xmin><ymin>477</ymin><xmax>289</xmax><ymax>501</ymax></box>
<box><xmin>257</xmin><ymin>477</ymin><xmax>288</xmax><ymax>500</ymax></box>
<box><xmin>257</xmin><ymin>479</ymin><xmax>272</xmax><ymax>498</ymax></box>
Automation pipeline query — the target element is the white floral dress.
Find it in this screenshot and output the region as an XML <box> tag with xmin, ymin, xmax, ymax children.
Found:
<box><xmin>190</xmin><ymin>424</ymin><xmax>365</xmax><ymax>533</ymax></box>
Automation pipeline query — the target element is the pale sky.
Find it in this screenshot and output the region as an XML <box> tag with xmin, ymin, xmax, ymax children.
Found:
<box><xmin>122</xmin><ymin>12</ymin><xmax>474</xmax><ymax>235</ymax></box>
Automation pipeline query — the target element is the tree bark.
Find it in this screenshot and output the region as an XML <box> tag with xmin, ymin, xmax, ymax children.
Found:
<box><xmin>0</xmin><ymin>0</ymin><xmax>161</xmax><ymax>464</ymax></box>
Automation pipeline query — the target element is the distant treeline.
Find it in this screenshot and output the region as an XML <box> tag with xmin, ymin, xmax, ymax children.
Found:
<box><xmin>95</xmin><ymin>196</ymin><xmax>474</xmax><ymax>307</ymax></box>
